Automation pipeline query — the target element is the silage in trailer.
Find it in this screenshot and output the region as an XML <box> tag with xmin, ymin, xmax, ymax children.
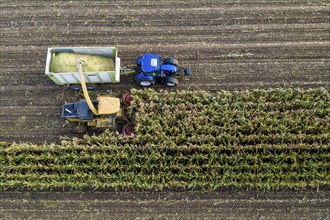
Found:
<box><xmin>50</xmin><ymin>52</ymin><xmax>115</xmax><ymax>73</ymax></box>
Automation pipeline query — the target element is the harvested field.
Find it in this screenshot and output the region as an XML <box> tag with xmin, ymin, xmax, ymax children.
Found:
<box><xmin>0</xmin><ymin>191</ymin><xmax>329</xmax><ymax>219</ymax></box>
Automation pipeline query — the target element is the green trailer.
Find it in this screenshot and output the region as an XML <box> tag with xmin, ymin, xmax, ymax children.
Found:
<box><xmin>45</xmin><ymin>47</ymin><xmax>134</xmax><ymax>89</ymax></box>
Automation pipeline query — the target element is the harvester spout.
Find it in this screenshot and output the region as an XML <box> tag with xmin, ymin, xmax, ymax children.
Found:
<box><xmin>76</xmin><ymin>58</ymin><xmax>99</xmax><ymax>116</ymax></box>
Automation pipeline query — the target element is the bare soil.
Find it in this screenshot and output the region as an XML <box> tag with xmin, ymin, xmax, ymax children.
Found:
<box><xmin>0</xmin><ymin>190</ymin><xmax>329</xmax><ymax>219</ymax></box>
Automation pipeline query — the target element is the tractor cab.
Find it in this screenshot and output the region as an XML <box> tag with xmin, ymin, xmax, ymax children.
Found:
<box><xmin>62</xmin><ymin>100</ymin><xmax>96</xmax><ymax>121</ymax></box>
<box><xmin>137</xmin><ymin>53</ymin><xmax>160</xmax><ymax>74</ymax></box>
<box><xmin>135</xmin><ymin>53</ymin><xmax>190</xmax><ymax>87</ymax></box>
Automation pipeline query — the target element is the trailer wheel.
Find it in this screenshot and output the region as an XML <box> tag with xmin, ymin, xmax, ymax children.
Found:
<box><xmin>69</xmin><ymin>84</ymin><xmax>82</xmax><ymax>91</ymax></box>
<box><xmin>165</xmin><ymin>77</ymin><xmax>179</xmax><ymax>87</ymax></box>
<box><xmin>164</xmin><ymin>58</ymin><xmax>179</xmax><ymax>66</ymax></box>
<box><xmin>69</xmin><ymin>84</ymin><xmax>96</xmax><ymax>91</ymax></box>
<box><xmin>87</xmin><ymin>84</ymin><xmax>96</xmax><ymax>90</ymax></box>
<box><xmin>73</xmin><ymin>125</ymin><xmax>87</xmax><ymax>134</ymax></box>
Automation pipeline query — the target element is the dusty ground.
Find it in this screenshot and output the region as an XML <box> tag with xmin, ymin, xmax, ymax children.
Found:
<box><xmin>0</xmin><ymin>0</ymin><xmax>329</xmax><ymax>218</ymax></box>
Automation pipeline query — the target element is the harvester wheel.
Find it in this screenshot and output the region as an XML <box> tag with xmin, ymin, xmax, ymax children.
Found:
<box><xmin>164</xmin><ymin>58</ymin><xmax>179</xmax><ymax>66</ymax></box>
<box><xmin>122</xmin><ymin>93</ymin><xmax>133</xmax><ymax>106</ymax></box>
<box><xmin>73</xmin><ymin>125</ymin><xmax>87</xmax><ymax>134</ymax></box>
<box><xmin>123</xmin><ymin>124</ymin><xmax>135</xmax><ymax>136</ymax></box>
<box><xmin>165</xmin><ymin>77</ymin><xmax>179</xmax><ymax>87</ymax></box>
<box><xmin>114</xmin><ymin>119</ymin><xmax>124</xmax><ymax>133</ymax></box>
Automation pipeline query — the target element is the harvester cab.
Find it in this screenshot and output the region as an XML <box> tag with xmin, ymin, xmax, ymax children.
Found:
<box><xmin>135</xmin><ymin>53</ymin><xmax>191</xmax><ymax>87</ymax></box>
<box><xmin>61</xmin><ymin>58</ymin><xmax>134</xmax><ymax>135</ymax></box>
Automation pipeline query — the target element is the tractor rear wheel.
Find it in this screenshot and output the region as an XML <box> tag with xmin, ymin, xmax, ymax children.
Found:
<box><xmin>138</xmin><ymin>81</ymin><xmax>153</xmax><ymax>87</ymax></box>
<box><xmin>165</xmin><ymin>77</ymin><xmax>179</xmax><ymax>87</ymax></box>
<box><xmin>73</xmin><ymin>125</ymin><xmax>87</xmax><ymax>134</ymax></box>
<box><xmin>164</xmin><ymin>58</ymin><xmax>179</xmax><ymax>66</ymax></box>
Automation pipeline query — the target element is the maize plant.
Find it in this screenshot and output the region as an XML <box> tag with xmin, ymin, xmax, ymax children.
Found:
<box><xmin>0</xmin><ymin>88</ymin><xmax>329</xmax><ymax>191</ymax></box>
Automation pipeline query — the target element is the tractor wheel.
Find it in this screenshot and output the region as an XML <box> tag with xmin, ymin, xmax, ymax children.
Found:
<box><xmin>164</xmin><ymin>58</ymin><xmax>179</xmax><ymax>66</ymax></box>
<box><xmin>165</xmin><ymin>77</ymin><xmax>179</xmax><ymax>87</ymax></box>
<box><xmin>73</xmin><ymin>125</ymin><xmax>87</xmax><ymax>134</ymax></box>
<box><xmin>122</xmin><ymin>124</ymin><xmax>134</xmax><ymax>136</ymax></box>
<box><xmin>138</xmin><ymin>81</ymin><xmax>153</xmax><ymax>87</ymax></box>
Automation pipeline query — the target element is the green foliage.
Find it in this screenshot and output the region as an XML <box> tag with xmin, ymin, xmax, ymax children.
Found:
<box><xmin>0</xmin><ymin>88</ymin><xmax>329</xmax><ymax>191</ymax></box>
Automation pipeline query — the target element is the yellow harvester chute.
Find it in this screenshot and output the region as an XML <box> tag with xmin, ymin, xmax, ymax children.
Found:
<box><xmin>76</xmin><ymin>58</ymin><xmax>99</xmax><ymax>116</ymax></box>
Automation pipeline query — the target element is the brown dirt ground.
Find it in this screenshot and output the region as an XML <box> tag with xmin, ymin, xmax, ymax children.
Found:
<box><xmin>0</xmin><ymin>190</ymin><xmax>329</xmax><ymax>219</ymax></box>
<box><xmin>0</xmin><ymin>0</ymin><xmax>329</xmax><ymax>218</ymax></box>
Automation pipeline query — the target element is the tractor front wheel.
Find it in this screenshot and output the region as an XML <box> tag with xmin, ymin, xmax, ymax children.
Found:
<box><xmin>165</xmin><ymin>77</ymin><xmax>179</xmax><ymax>87</ymax></box>
<box><xmin>73</xmin><ymin>125</ymin><xmax>87</xmax><ymax>134</ymax></box>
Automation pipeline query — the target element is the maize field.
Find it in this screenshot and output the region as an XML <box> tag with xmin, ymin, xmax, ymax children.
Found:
<box><xmin>1</xmin><ymin>88</ymin><xmax>329</xmax><ymax>191</ymax></box>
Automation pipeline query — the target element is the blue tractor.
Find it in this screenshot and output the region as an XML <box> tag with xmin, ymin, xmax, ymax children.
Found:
<box><xmin>135</xmin><ymin>53</ymin><xmax>191</xmax><ymax>87</ymax></box>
